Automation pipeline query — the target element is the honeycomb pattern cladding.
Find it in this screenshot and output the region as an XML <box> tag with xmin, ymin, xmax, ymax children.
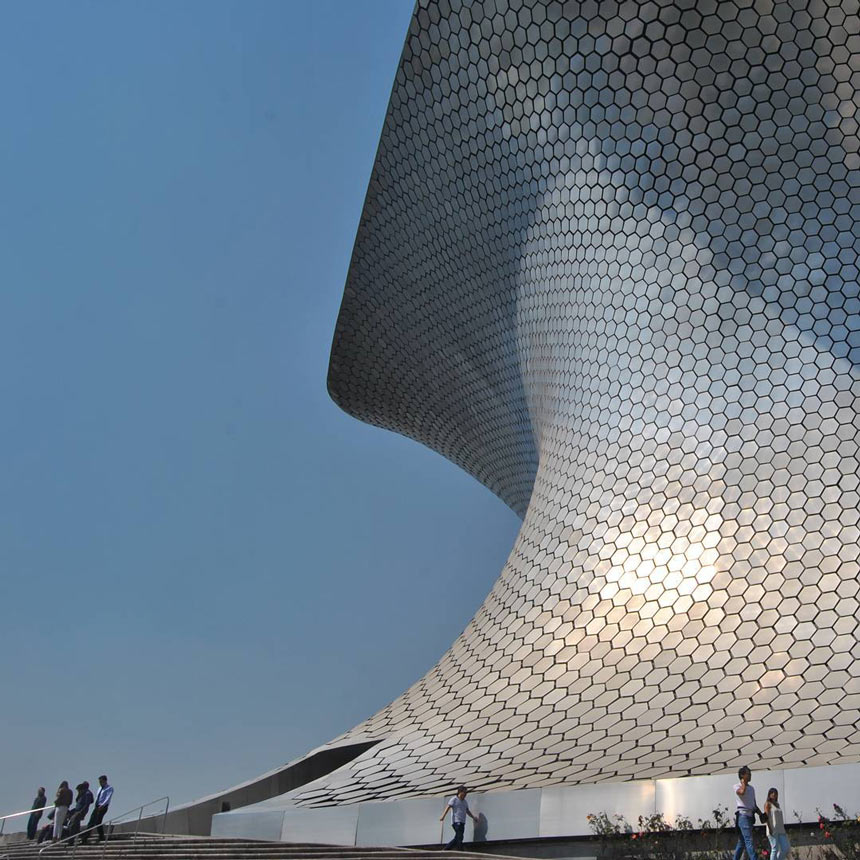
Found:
<box><xmin>319</xmin><ymin>0</ymin><xmax>860</xmax><ymax>807</ymax></box>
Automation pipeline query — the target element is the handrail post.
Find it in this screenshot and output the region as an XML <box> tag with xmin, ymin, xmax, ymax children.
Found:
<box><xmin>100</xmin><ymin>821</ymin><xmax>110</xmax><ymax>860</ymax></box>
<box><xmin>133</xmin><ymin>806</ymin><xmax>143</xmax><ymax>852</ymax></box>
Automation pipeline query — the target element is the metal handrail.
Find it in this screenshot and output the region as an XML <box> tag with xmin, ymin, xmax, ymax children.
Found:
<box><xmin>38</xmin><ymin>795</ymin><xmax>169</xmax><ymax>860</ymax></box>
<box><xmin>0</xmin><ymin>805</ymin><xmax>51</xmax><ymax>836</ymax></box>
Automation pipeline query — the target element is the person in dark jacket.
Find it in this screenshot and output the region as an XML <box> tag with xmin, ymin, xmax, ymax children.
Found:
<box><xmin>27</xmin><ymin>788</ymin><xmax>47</xmax><ymax>840</ymax></box>
<box><xmin>53</xmin><ymin>781</ymin><xmax>73</xmax><ymax>842</ymax></box>
<box><xmin>67</xmin><ymin>782</ymin><xmax>94</xmax><ymax>842</ymax></box>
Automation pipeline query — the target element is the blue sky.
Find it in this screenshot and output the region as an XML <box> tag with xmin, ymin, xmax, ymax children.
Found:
<box><xmin>0</xmin><ymin>0</ymin><xmax>520</xmax><ymax>819</ymax></box>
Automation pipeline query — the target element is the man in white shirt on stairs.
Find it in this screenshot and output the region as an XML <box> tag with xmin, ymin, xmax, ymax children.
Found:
<box><xmin>440</xmin><ymin>786</ymin><xmax>479</xmax><ymax>851</ymax></box>
<box><xmin>81</xmin><ymin>775</ymin><xmax>113</xmax><ymax>844</ymax></box>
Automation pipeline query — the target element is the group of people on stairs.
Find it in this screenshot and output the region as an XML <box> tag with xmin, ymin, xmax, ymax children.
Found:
<box><xmin>26</xmin><ymin>775</ymin><xmax>113</xmax><ymax>844</ymax></box>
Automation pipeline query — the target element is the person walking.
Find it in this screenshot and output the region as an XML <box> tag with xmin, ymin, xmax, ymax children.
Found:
<box><xmin>764</xmin><ymin>787</ymin><xmax>790</xmax><ymax>860</ymax></box>
<box><xmin>52</xmin><ymin>781</ymin><xmax>73</xmax><ymax>842</ymax></box>
<box><xmin>81</xmin><ymin>775</ymin><xmax>113</xmax><ymax>844</ymax></box>
<box><xmin>439</xmin><ymin>786</ymin><xmax>479</xmax><ymax>851</ymax></box>
<box><xmin>733</xmin><ymin>766</ymin><xmax>762</xmax><ymax>860</ymax></box>
<box><xmin>26</xmin><ymin>788</ymin><xmax>47</xmax><ymax>840</ymax></box>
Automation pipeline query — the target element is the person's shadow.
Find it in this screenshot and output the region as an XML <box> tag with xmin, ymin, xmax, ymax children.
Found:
<box><xmin>473</xmin><ymin>813</ymin><xmax>488</xmax><ymax>842</ymax></box>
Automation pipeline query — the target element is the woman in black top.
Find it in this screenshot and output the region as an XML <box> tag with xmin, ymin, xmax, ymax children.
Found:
<box><xmin>53</xmin><ymin>781</ymin><xmax>73</xmax><ymax>842</ymax></box>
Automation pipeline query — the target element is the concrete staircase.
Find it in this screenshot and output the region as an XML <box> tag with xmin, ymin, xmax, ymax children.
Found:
<box><xmin>0</xmin><ymin>835</ymin><xmax>504</xmax><ymax>860</ymax></box>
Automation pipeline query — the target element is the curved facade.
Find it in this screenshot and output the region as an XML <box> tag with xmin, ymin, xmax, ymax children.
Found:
<box><xmin>314</xmin><ymin>0</ymin><xmax>860</xmax><ymax>809</ymax></box>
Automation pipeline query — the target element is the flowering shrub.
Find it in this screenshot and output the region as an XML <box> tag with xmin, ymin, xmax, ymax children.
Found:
<box><xmin>807</xmin><ymin>805</ymin><xmax>860</xmax><ymax>860</ymax></box>
<box><xmin>585</xmin><ymin>803</ymin><xmax>860</xmax><ymax>860</ymax></box>
<box><xmin>587</xmin><ymin>812</ymin><xmax>632</xmax><ymax>836</ymax></box>
<box><xmin>586</xmin><ymin>806</ymin><xmax>735</xmax><ymax>860</ymax></box>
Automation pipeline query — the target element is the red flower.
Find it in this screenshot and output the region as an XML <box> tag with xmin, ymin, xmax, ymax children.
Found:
<box><xmin>825</xmin><ymin>832</ymin><xmax>831</xmax><ymax>839</ymax></box>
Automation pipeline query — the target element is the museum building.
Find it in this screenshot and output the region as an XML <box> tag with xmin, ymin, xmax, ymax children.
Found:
<box><xmin>165</xmin><ymin>0</ymin><xmax>860</xmax><ymax>847</ymax></box>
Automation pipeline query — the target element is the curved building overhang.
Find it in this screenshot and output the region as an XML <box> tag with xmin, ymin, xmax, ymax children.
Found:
<box><xmin>321</xmin><ymin>0</ymin><xmax>860</xmax><ymax>810</ymax></box>
<box><xmin>215</xmin><ymin>0</ymin><xmax>860</xmax><ymax>839</ymax></box>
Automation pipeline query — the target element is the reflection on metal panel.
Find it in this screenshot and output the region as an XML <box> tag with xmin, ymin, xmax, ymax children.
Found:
<box><xmin>471</xmin><ymin>788</ymin><xmax>541</xmax><ymax>842</ymax></box>
<box><xmin>357</xmin><ymin>796</ymin><xmax>449</xmax><ymax>847</ymax></box>
<box><xmin>540</xmin><ymin>782</ymin><xmax>657</xmax><ymax>838</ymax></box>
<box><xmin>282</xmin><ymin>805</ymin><xmax>359</xmax><ymax>846</ymax></box>
<box><xmin>210</xmin><ymin>810</ymin><xmax>284</xmax><ymax>842</ymax></box>
<box><xmin>656</xmin><ymin>771</ymin><xmax>786</xmax><ymax>825</ymax></box>
<box><xmin>784</xmin><ymin>764</ymin><xmax>860</xmax><ymax>823</ymax></box>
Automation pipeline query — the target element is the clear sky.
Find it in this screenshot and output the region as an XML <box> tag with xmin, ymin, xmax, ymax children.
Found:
<box><xmin>0</xmin><ymin>0</ymin><xmax>521</xmax><ymax>821</ymax></box>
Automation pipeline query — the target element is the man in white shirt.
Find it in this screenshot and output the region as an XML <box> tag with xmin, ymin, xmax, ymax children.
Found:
<box><xmin>733</xmin><ymin>766</ymin><xmax>762</xmax><ymax>860</ymax></box>
<box><xmin>81</xmin><ymin>775</ymin><xmax>113</xmax><ymax>844</ymax></box>
<box><xmin>440</xmin><ymin>786</ymin><xmax>479</xmax><ymax>851</ymax></box>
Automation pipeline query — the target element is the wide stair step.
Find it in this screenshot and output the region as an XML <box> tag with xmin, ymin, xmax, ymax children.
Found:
<box><xmin>0</xmin><ymin>836</ymin><xmax>516</xmax><ymax>860</ymax></box>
